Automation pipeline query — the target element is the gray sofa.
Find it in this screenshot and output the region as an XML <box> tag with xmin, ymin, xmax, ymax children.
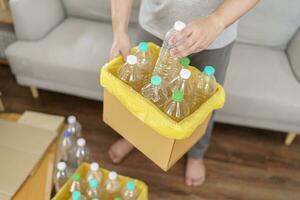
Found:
<box><xmin>5</xmin><ymin>0</ymin><xmax>300</xmax><ymax>144</ymax></box>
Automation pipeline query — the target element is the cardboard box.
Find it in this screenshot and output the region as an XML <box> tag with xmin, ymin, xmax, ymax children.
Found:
<box><xmin>103</xmin><ymin>90</ymin><xmax>211</xmax><ymax>171</ymax></box>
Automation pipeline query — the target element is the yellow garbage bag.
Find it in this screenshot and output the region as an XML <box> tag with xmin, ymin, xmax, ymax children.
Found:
<box><xmin>100</xmin><ymin>43</ymin><xmax>225</xmax><ymax>140</ymax></box>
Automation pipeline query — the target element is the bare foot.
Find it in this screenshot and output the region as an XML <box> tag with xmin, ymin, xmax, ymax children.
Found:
<box><xmin>185</xmin><ymin>158</ymin><xmax>206</xmax><ymax>187</ymax></box>
<box><xmin>108</xmin><ymin>139</ymin><xmax>134</xmax><ymax>164</ymax></box>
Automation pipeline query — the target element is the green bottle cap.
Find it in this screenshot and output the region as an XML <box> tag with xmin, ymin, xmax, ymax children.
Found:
<box><xmin>203</xmin><ymin>65</ymin><xmax>215</xmax><ymax>76</ymax></box>
<box><xmin>72</xmin><ymin>191</ymin><xmax>81</xmax><ymax>200</ymax></box>
<box><xmin>172</xmin><ymin>90</ymin><xmax>184</xmax><ymax>102</ymax></box>
<box><xmin>180</xmin><ymin>57</ymin><xmax>190</xmax><ymax>67</ymax></box>
<box><xmin>127</xmin><ymin>181</ymin><xmax>136</xmax><ymax>190</ymax></box>
<box><xmin>92</xmin><ymin>198</ymin><xmax>99</xmax><ymax>200</ymax></box>
<box><xmin>89</xmin><ymin>179</ymin><xmax>98</xmax><ymax>188</ymax></box>
<box><xmin>138</xmin><ymin>42</ymin><xmax>149</xmax><ymax>53</ymax></box>
<box><xmin>114</xmin><ymin>197</ymin><xmax>122</xmax><ymax>200</ymax></box>
<box><xmin>72</xmin><ymin>173</ymin><xmax>81</xmax><ymax>181</ymax></box>
<box><xmin>151</xmin><ymin>75</ymin><xmax>162</xmax><ymax>86</ymax></box>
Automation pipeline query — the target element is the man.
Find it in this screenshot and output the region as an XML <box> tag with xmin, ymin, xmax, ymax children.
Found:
<box><xmin>108</xmin><ymin>0</ymin><xmax>259</xmax><ymax>187</ymax></box>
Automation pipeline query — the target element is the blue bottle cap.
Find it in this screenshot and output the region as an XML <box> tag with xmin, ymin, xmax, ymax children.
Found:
<box><xmin>138</xmin><ymin>42</ymin><xmax>149</xmax><ymax>53</ymax></box>
<box><xmin>127</xmin><ymin>181</ymin><xmax>135</xmax><ymax>190</ymax></box>
<box><xmin>203</xmin><ymin>65</ymin><xmax>215</xmax><ymax>76</ymax></box>
<box><xmin>151</xmin><ymin>75</ymin><xmax>162</xmax><ymax>86</ymax></box>
<box><xmin>63</xmin><ymin>130</ymin><xmax>72</xmax><ymax>137</ymax></box>
<box><xmin>72</xmin><ymin>191</ymin><xmax>81</xmax><ymax>200</ymax></box>
<box><xmin>89</xmin><ymin>179</ymin><xmax>98</xmax><ymax>188</ymax></box>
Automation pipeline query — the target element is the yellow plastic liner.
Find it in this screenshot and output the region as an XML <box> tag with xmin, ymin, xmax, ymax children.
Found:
<box><xmin>100</xmin><ymin>43</ymin><xmax>225</xmax><ymax>140</ymax></box>
<box><xmin>52</xmin><ymin>163</ymin><xmax>148</xmax><ymax>200</ymax></box>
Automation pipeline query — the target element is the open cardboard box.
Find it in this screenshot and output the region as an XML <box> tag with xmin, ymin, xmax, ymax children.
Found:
<box><xmin>103</xmin><ymin>90</ymin><xmax>211</xmax><ymax>171</ymax></box>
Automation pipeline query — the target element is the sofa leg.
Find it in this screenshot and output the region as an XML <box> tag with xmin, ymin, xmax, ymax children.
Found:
<box><xmin>30</xmin><ymin>86</ymin><xmax>39</xmax><ymax>99</ymax></box>
<box><xmin>285</xmin><ymin>132</ymin><xmax>297</xmax><ymax>146</ymax></box>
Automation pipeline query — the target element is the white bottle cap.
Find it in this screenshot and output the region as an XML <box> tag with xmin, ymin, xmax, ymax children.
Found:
<box><xmin>108</xmin><ymin>171</ymin><xmax>118</xmax><ymax>180</ymax></box>
<box><xmin>68</xmin><ymin>115</ymin><xmax>76</xmax><ymax>124</ymax></box>
<box><xmin>57</xmin><ymin>162</ymin><xmax>66</xmax><ymax>170</ymax></box>
<box><xmin>180</xmin><ymin>68</ymin><xmax>191</xmax><ymax>79</ymax></box>
<box><xmin>126</xmin><ymin>55</ymin><xmax>137</xmax><ymax>65</ymax></box>
<box><xmin>90</xmin><ymin>162</ymin><xmax>99</xmax><ymax>171</ymax></box>
<box><xmin>77</xmin><ymin>138</ymin><xmax>86</xmax><ymax>147</ymax></box>
<box><xmin>174</xmin><ymin>21</ymin><xmax>186</xmax><ymax>31</ymax></box>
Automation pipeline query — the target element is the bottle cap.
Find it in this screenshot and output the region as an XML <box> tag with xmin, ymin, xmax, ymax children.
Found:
<box><xmin>180</xmin><ymin>57</ymin><xmax>190</xmax><ymax>67</ymax></box>
<box><xmin>90</xmin><ymin>162</ymin><xmax>99</xmax><ymax>171</ymax></box>
<box><xmin>174</xmin><ymin>21</ymin><xmax>186</xmax><ymax>31</ymax></box>
<box><xmin>114</xmin><ymin>197</ymin><xmax>122</xmax><ymax>200</ymax></box>
<box><xmin>92</xmin><ymin>198</ymin><xmax>100</xmax><ymax>200</ymax></box>
<box><xmin>63</xmin><ymin>130</ymin><xmax>72</xmax><ymax>138</ymax></box>
<box><xmin>127</xmin><ymin>181</ymin><xmax>136</xmax><ymax>190</ymax></box>
<box><xmin>203</xmin><ymin>65</ymin><xmax>215</xmax><ymax>76</ymax></box>
<box><xmin>180</xmin><ymin>69</ymin><xmax>191</xmax><ymax>79</ymax></box>
<box><xmin>151</xmin><ymin>75</ymin><xmax>162</xmax><ymax>86</ymax></box>
<box><xmin>57</xmin><ymin>162</ymin><xmax>66</xmax><ymax>170</ymax></box>
<box><xmin>172</xmin><ymin>90</ymin><xmax>184</xmax><ymax>102</ymax></box>
<box><xmin>72</xmin><ymin>191</ymin><xmax>81</xmax><ymax>200</ymax></box>
<box><xmin>126</xmin><ymin>55</ymin><xmax>137</xmax><ymax>65</ymax></box>
<box><xmin>72</xmin><ymin>173</ymin><xmax>81</xmax><ymax>181</ymax></box>
<box><xmin>77</xmin><ymin>138</ymin><xmax>86</xmax><ymax>147</ymax></box>
<box><xmin>68</xmin><ymin>115</ymin><xmax>76</xmax><ymax>124</ymax></box>
<box><xmin>138</xmin><ymin>42</ymin><xmax>149</xmax><ymax>53</ymax></box>
<box><xmin>108</xmin><ymin>171</ymin><xmax>118</xmax><ymax>180</ymax></box>
<box><xmin>89</xmin><ymin>179</ymin><xmax>98</xmax><ymax>188</ymax></box>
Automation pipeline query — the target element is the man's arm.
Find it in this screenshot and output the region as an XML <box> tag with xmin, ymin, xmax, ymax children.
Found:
<box><xmin>170</xmin><ymin>0</ymin><xmax>259</xmax><ymax>58</ymax></box>
<box><xmin>110</xmin><ymin>0</ymin><xmax>133</xmax><ymax>60</ymax></box>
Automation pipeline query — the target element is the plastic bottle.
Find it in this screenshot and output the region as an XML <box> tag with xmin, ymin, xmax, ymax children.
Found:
<box><xmin>153</xmin><ymin>21</ymin><xmax>186</xmax><ymax>82</ymax></box>
<box><xmin>87</xmin><ymin>179</ymin><xmax>104</xmax><ymax>199</ymax></box>
<box><xmin>141</xmin><ymin>75</ymin><xmax>168</xmax><ymax>108</ymax></box>
<box><xmin>75</xmin><ymin>138</ymin><xmax>90</xmax><ymax>167</ymax></box>
<box><xmin>164</xmin><ymin>90</ymin><xmax>190</xmax><ymax>121</ymax></box>
<box><xmin>70</xmin><ymin>191</ymin><xmax>87</xmax><ymax>200</ymax></box>
<box><xmin>86</xmin><ymin>162</ymin><xmax>103</xmax><ymax>183</ymax></box>
<box><xmin>121</xmin><ymin>181</ymin><xmax>138</xmax><ymax>200</ymax></box>
<box><xmin>136</xmin><ymin>42</ymin><xmax>154</xmax><ymax>74</ymax></box>
<box><xmin>60</xmin><ymin>130</ymin><xmax>75</xmax><ymax>163</ymax></box>
<box><xmin>54</xmin><ymin>161</ymin><xmax>70</xmax><ymax>193</ymax></box>
<box><xmin>169</xmin><ymin>68</ymin><xmax>193</xmax><ymax>102</ymax></box>
<box><xmin>70</xmin><ymin>173</ymin><xmax>82</xmax><ymax>193</ymax></box>
<box><xmin>118</xmin><ymin>55</ymin><xmax>145</xmax><ymax>92</ymax></box>
<box><xmin>105</xmin><ymin>171</ymin><xmax>121</xmax><ymax>199</ymax></box>
<box><xmin>192</xmin><ymin>66</ymin><xmax>217</xmax><ymax>111</ymax></box>
<box><xmin>67</xmin><ymin>115</ymin><xmax>82</xmax><ymax>138</ymax></box>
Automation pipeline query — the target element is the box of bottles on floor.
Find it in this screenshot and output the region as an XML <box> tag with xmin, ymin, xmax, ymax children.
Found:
<box><xmin>100</xmin><ymin>21</ymin><xmax>225</xmax><ymax>171</ymax></box>
<box><xmin>53</xmin><ymin>116</ymin><xmax>148</xmax><ymax>200</ymax></box>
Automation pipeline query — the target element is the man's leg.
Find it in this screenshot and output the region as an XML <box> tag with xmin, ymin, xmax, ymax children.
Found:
<box><xmin>186</xmin><ymin>43</ymin><xmax>234</xmax><ymax>186</ymax></box>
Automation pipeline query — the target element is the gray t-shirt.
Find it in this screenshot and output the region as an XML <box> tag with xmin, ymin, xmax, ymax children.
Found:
<box><xmin>139</xmin><ymin>0</ymin><xmax>238</xmax><ymax>49</ymax></box>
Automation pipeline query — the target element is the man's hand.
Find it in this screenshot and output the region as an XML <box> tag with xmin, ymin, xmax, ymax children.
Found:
<box><xmin>169</xmin><ymin>15</ymin><xmax>224</xmax><ymax>58</ymax></box>
<box><xmin>110</xmin><ymin>33</ymin><xmax>131</xmax><ymax>60</ymax></box>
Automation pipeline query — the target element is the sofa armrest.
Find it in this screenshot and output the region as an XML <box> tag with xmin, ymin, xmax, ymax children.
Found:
<box><xmin>287</xmin><ymin>28</ymin><xmax>300</xmax><ymax>82</ymax></box>
<box><xmin>9</xmin><ymin>0</ymin><xmax>65</xmax><ymax>41</ymax></box>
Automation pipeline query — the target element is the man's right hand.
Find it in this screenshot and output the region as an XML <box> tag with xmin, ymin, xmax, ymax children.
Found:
<box><xmin>110</xmin><ymin>33</ymin><xmax>131</xmax><ymax>61</ymax></box>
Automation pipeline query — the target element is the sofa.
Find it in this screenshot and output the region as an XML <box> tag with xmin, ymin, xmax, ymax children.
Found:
<box><xmin>5</xmin><ymin>0</ymin><xmax>300</xmax><ymax>144</ymax></box>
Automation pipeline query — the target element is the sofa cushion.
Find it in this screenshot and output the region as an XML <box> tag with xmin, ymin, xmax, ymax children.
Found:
<box><xmin>287</xmin><ymin>28</ymin><xmax>300</xmax><ymax>82</ymax></box>
<box><xmin>62</xmin><ymin>0</ymin><xmax>140</xmax><ymax>24</ymax></box>
<box><xmin>216</xmin><ymin>42</ymin><xmax>300</xmax><ymax>132</ymax></box>
<box><xmin>237</xmin><ymin>0</ymin><xmax>300</xmax><ymax>50</ymax></box>
<box><xmin>5</xmin><ymin>18</ymin><xmax>137</xmax><ymax>100</ymax></box>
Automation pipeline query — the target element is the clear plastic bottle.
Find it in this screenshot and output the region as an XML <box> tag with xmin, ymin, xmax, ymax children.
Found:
<box><xmin>121</xmin><ymin>181</ymin><xmax>138</xmax><ymax>200</ymax></box>
<box><xmin>87</xmin><ymin>179</ymin><xmax>104</xmax><ymax>200</ymax></box>
<box><xmin>164</xmin><ymin>90</ymin><xmax>190</xmax><ymax>121</ymax></box>
<box><xmin>86</xmin><ymin>162</ymin><xmax>103</xmax><ymax>183</ymax></box>
<box><xmin>70</xmin><ymin>191</ymin><xmax>87</xmax><ymax>200</ymax></box>
<box><xmin>54</xmin><ymin>161</ymin><xmax>70</xmax><ymax>193</ymax></box>
<box><xmin>61</xmin><ymin>130</ymin><xmax>75</xmax><ymax>163</ymax></box>
<box><xmin>192</xmin><ymin>65</ymin><xmax>217</xmax><ymax>111</ymax></box>
<box><xmin>141</xmin><ymin>75</ymin><xmax>168</xmax><ymax>108</ymax></box>
<box><xmin>118</xmin><ymin>55</ymin><xmax>145</xmax><ymax>92</ymax></box>
<box><xmin>75</xmin><ymin>138</ymin><xmax>90</xmax><ymax>167</ymax></box>
<box><xmin>67</xmin><ymin>115</ymin><xmax>82</xmax><ymax>138</ymax></box>
<box><xmin>105</xmin><ymin>171</ymin><xmax>121</xmax><ymax>199</ymax></box>
<box><xmin>69</xmin><ymin>173</ymin><xmax>82</xmax><ymax>193</ymax></box>
<box><xmin>169</xmin><ymin>68</ymin><xmax>193</xmax><ymax>102</ymax></box>
<box><xmin>153</xmin><ymin>21</ymin><xmax>186</xmax><ymax>82</ymax></box>
<box><xmin>136</xmin><ymin>42</ymin><xmax>154</xmax><ymax>74</ymax></box>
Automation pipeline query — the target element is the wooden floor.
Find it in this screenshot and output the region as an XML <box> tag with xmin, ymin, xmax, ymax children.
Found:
<box><xmin>1</xmin><ymin>65</ymin><xmax>300</xmax><ymax>200</ymax></box>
